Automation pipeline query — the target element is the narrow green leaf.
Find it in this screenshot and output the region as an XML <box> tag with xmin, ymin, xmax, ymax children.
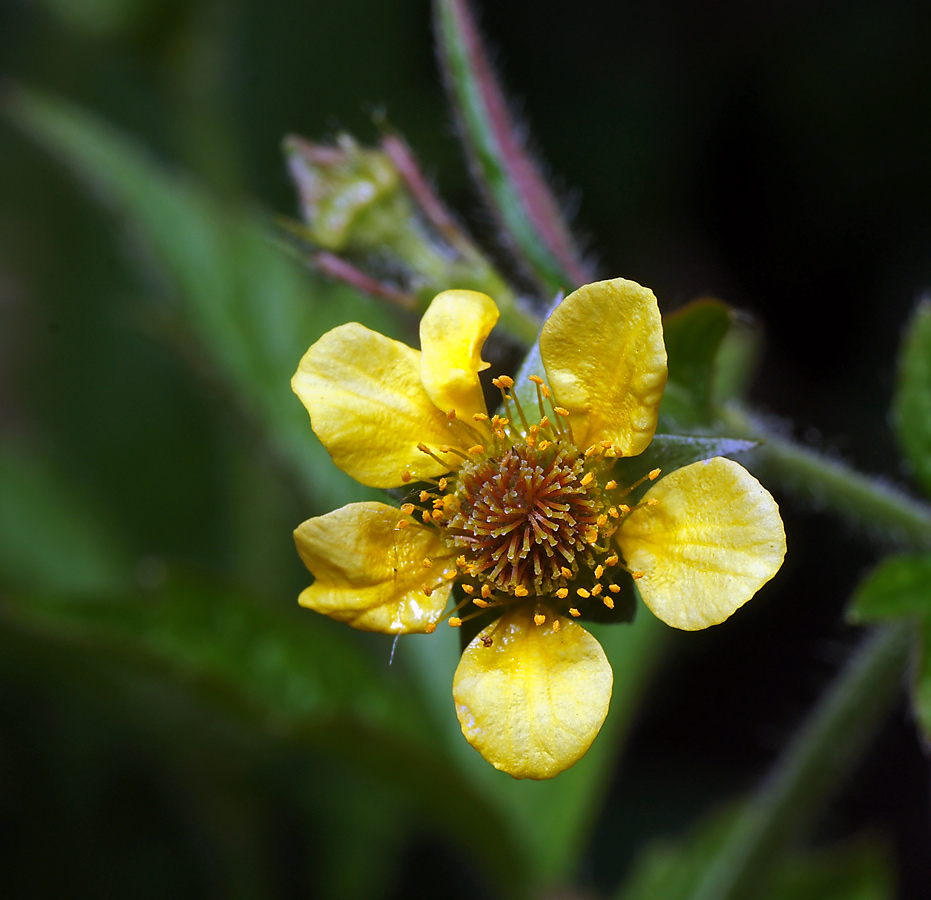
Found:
<box><xmin>683</xmin><ymin>622</ymin><xmax>911</xmax><ymax>900</ymax></box>
<box><xmin>0</xmin><ymin>443</ymin><xmax>132</xmax><ymax>596</ymax></box>
<box><xmin>616</xmin><ymin>802</ymin><xmax>892</xmax><ymax>900</ymax></box>
<box><xmin>660</xmin><ymin>299</ymin><xmax>734</xmax><ymax>427</ymax></box>
<box><xmin>3</xmin><ymin>86</ymin><xmax>387</xmax><ymax>513</ymax></box>
<box><xmin>434</xmin><ymin>0</ymin><xmax>592</xmax><ymax>297</ymax></box>
<box><xmin>893</xmin><ymin>297</ymin><xmax>931</xmax><ymax>496</ymax></box>
<box><xmin>849</xmin><ymin>553</ymin><xmax>931</xmax><ymax>739</ymax></box>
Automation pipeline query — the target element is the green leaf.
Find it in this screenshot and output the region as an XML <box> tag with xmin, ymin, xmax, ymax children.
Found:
<box><xmin>433</xmin><ymin>0</ymin><xmax>592</xmax><ymax>297</ymax></box>
<box><xmin>849</xmin><ymin>553</ymin><xmax>931</xmax><ymax>738</ymax></box>
<box><xmin>893</xmin><ymin>297</ymin><xmax>931</xmax><ymax>496</ymax></box>
<box><xmin>660</xmin><ymin>299</ymin><xmax>734</xmax><ymax>427</ymax></box>
<box><xmin>4</xmin><ymin>86</ymin><xmax>388</xmax><ymax>514</ymax></box>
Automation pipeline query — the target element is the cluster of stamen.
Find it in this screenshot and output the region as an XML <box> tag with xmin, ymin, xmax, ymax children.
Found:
<box><xmin>396</xmin><ymin>373</ymin><xmax>660</xmax><ymax>635</ymax></box>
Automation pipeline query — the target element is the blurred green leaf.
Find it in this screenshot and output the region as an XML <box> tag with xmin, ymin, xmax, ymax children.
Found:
<box><xmin>1</xmin><ymin>575</ymin><xmax>529</xmax><ymax>894</ymax></box>
<box><xmin>615</xmin><ymin>803</ymin><xmax>891</xmax><ymax>900</ymax></box>
<box><xmin>433</xmin><ymin>0</ymin><xmax>592</xmax><ymax>298</ymax></box>
<box><xmin>893</xmin><ymin>297</ymin><xmax>931</xmax><ymax>496</ymax></box>
<box><xmin>849</xmin><ymin>553</ymin><xmax>931</xmax><ymax>739</ymax></box>
<box><xmin>0</xmin><ymin>442</ymin><xmax>133</xmax><ymax>595</ymax></box>
<box><xmin>660</xmin><ymin>299</ymin><xmax>734</xmax><ymax>427</ymax></box>
<box><xmin>4</xmin><ymin>86</ymin><xmax>386</xmax><ymax>514</ymax></box>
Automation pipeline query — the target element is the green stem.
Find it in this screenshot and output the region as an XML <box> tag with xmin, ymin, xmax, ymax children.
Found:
<box><xmin>722</xmin><ymin>403</ymin><xmax>931</xmax><ymax>550</ymax></box>
<box><xmin>687</xmin><ymin>620</ymin><xmax>913</xmax><ymax>900</ymax></box>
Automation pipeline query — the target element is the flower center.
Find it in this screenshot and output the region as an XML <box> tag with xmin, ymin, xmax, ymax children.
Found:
<box><xmin>447</xmin><ymin>441</ymin><xmax>602</xmax><ymax>596</ymax></box>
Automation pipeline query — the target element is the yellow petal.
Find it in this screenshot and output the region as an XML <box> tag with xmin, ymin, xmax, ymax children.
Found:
<box><xmin>419</xmin><ymin>289</ymin><xmax>499</xmax><ymax>423</ymax></box>
<box><xmin>539</xmin><ymin>278</ymin><xmax>667</xmax><ymax>455</ymax></box>
<box><xmin>294</xmin><ymin>501</ymin><xmax>454</xmax><ymax>633</ymax></box>
<box><xmin>452</xmin><ymin>607</ymin><xmax>613</xmax><ymax>779</ymax></box>
<box><xmin>292</xmin><ymin>323</ymin><xmax>463</xmax><ymax>488</ymax></box>
<box><xmin>617</xmin><ymin>457</ymin><xmax>786</xmax><ymax>631</ymax></box>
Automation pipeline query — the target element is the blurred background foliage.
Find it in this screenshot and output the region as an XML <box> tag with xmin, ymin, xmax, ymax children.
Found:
<box><xmin>1</xmin><ymin>0</ymin><xmax>930</xmax><ymax>898</ymax></box>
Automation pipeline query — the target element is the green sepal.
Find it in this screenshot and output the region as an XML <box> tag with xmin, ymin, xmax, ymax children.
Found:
<box><xmin>612</xmin><ymin>434</ymin><xmax>758</xmax><ymax>496</ymax></box>
<box><xmin>659</xmin><ymin>299</ymin><xmax>734</xmax><ymax>428</ymax></box>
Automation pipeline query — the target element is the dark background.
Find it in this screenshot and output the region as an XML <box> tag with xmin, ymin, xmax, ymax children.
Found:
<box><xmin>1</xmin><ymin>0</ymin><xmax>930</xmax><ymax>897</ymax></box>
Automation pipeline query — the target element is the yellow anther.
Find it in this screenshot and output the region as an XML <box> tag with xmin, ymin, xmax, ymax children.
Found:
<box><xmin>492</xmin><ymin>375</ymin><xmax>515</xmax><ymax>389</ymax></box>
<box><xmin>443</xmin><ymin>569</ymin><xmax>458</xmax><ymax>581</ymax></box>
<box><xmin>438</xmin><ymin>478</ymin><xmax>448</xmax><ymax>490</ymax></box>
<box><xmin>514</xmin><ymin>585</ymin><xmax>529</xmax><ymax>597</ymax></box>
<box><xmin>395</xmin><ymin>520</ymin><xmax>410</xmax><ymax>531</ymax></box>
<box><xmin>619</xmin><ymin>504</ymin><xmax>630</xmax><ymax>514</ymax></box>
<box><xmin>481</xmin><ymin>584</ymin><xmax>492</xmax><ymax>599</ymax></box>
<box><xmin>585</xmin><ymin>445</ymin><xmax>599</xmax><ymax>458</ymax></box>
<box><xmin>456</xmin><ymin>555</ymin><xmax>467</xmax><ymax>568</ymax></box>
<box><xmin>419</xmin><ymin>490</ymin><xmax>431</xmax><ymax>502</ymax></box>
<box><xmin>594</xmin><ymin>565</ymin><xmax>604</xmax><ymax>579</ymax></box>
<box><xmin>538</xmin><ymin>440</ymin><xmax>551</xmax><ymax>451</ymax></box>
<box><xmin>576</xmin><ymin>588</ymin><xmax>591</xmax><ymax>599</ymax></box>
<box><xmin>402</xmin><ymin>471</ymin><xmax>412</xmax><ymax>483</ymax></box>
<box><xmin>424</xmin><ymin>623</ymin><xmax>436</xmax><ymax>634</ymax></box>
<box><xmin>421</xmin><ymin>511</ymin><xmax>432</xmax><ymax>524</ymax></box>
<box><xmin>584</xmin><ymin>528</ymin><xmax>599</xmax><ymax>544</ymax></box>
<box><xmin>421</xmin><ymin>558</ymin><xmax>433</xmax><ymax>569</ymax></box>
<box><xmin>556</xmin><ymin>588</ymin><xmax>569</xmax><ymax>599</ymax></box>
<box><xmin>603</xmin><ymin>597</ymin><xmax>615</xmax><ymax>610</ymax></box>
<box><xmin>553</xmin><ymin>619</ymin><xmax>561</xmax><ymax>633</ymax></box>
<box><xmin>473</xmin><ymin>598</ymin><xmax>489</xmax><ymax>608</ymax></box>
<box><xmin>528</xmin><ymin>375</ymin><xmax>544</xmax><ymax>385</ymax></box>
<box><xmin>632</xmin><ymin>570</ymin><xmax>645</xmax><ymax>579</ymax></box>
<box><xmin>597</xmin><ymin>514</ymin><xmax>609</xmax><ymax>526</ymax></box>
<box><xmin>609</xmin><ymin>506</ymin><xmax>619</xmax><ymax>518</ymax></box>
<box><xmin>449</xmin><ymin>617</ymin><xmax>463</xmax><ymax>627</ymax></box>
<box><xmin>446</xmin><ymin>409</ymin><xmax>457</xmax><ymax>420</ymax></box>
<box><xmin>569</xmin><ymin>607</ymin><xmax>581</xmax><ymax>617</ymax></box>
<box><xmin>554</xmin><ymin>406</ymin><xmax>570</xmax><ymax>417</ymax></box>
<box><xmin>606</xmin><ymin>554</ymin><xmax>619</xmax><ymax>566</ymax></box>
<box><xmin>591</xmin><ymin>583</ymin><xmax>603</xmax><ymax>596</ymax></box>
<box><xmin>400</xmin><ymin>503</ymin><xmax>415</xmax><ymax>515</ymax></box>
<box><xmin>560</xmin><ymin>566</ymin><xmax>573</xmax><ymax>579</ymax></box>
<box><xmin>534</xmin><ymin>613</ymin><xmax>546</xmax><ymax>626</ymax></box>
<box><xmin>649</xmin><ymin>468</ymin><xmax>661</xmax><ymax>480</ymax></box>
<box><xmin>541</xmin><ymin>384</ymin><xmax>552</xmax><ymax>399</ymax></box>
<box><xmin>608</xmin><ymin>583</ymin><xmax>621</xmax><ymax>593</ymax></box>
<box><xmin>539</xmin><ymin>416</ymin><xmax>550</xmax><ymax>428</ymax></box>
<box><xmin>462</xmin><ymin>583</ymin><xmax>474</xmax><ymax>594</ymax></box>
<box><xmin>473</xmin><ymin>413</ymin><xmax>488</xmax><ymax>422</ymax></box>
<box><xmin>580</xmin><ymin>472</ymin><xmax>594</xmax><ymax>486</ymax></box>
<box><xmin>468</xmin><ymin>445</ymin><xmax>485</xmax><ymax>455</ymax></box>
<box><xmin>605</xmin><ymin>480</ymin><xmax>617</xmax><ymax>490</ymax></box>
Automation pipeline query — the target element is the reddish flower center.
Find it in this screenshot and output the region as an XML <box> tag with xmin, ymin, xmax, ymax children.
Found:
<box><xmin>447</xmin><ymin>441</ymin><xmax>602</xmax><ymax>595</ymax></box>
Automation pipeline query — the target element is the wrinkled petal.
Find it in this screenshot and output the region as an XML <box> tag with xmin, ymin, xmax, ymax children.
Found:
<box><xmin>294</xmin><ymin>501</ymin><xmax>454</xmax><ymax>633</ymax></box>
<box><xmin>617</xmin><ymin>457</ymin><xmax>786</xmax><ymax>631</ymax></box>
<box><xmin>453</xmin><ymin>607</ymin><xmax>613</xmax><ymax>779</ymax></box>
<box><xmin>292</xmin><ymin>323</ymin><xmax>464</xmax><ymax>488</ymax></box>
<box><xmin>540</xmin><ymin>278</ymin><xmax>667</xmax><ymax>455</ymax></box>
<box><xmin>420</xmin><ymin>289</ymin><xmax>499</xmax><ymax>424</ymax></box>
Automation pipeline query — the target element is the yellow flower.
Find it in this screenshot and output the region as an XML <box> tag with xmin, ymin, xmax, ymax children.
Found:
<box><xmin>291</xmin><ymin>278</ymin><xmax>786</xmax><ymax>779</ymax></box>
